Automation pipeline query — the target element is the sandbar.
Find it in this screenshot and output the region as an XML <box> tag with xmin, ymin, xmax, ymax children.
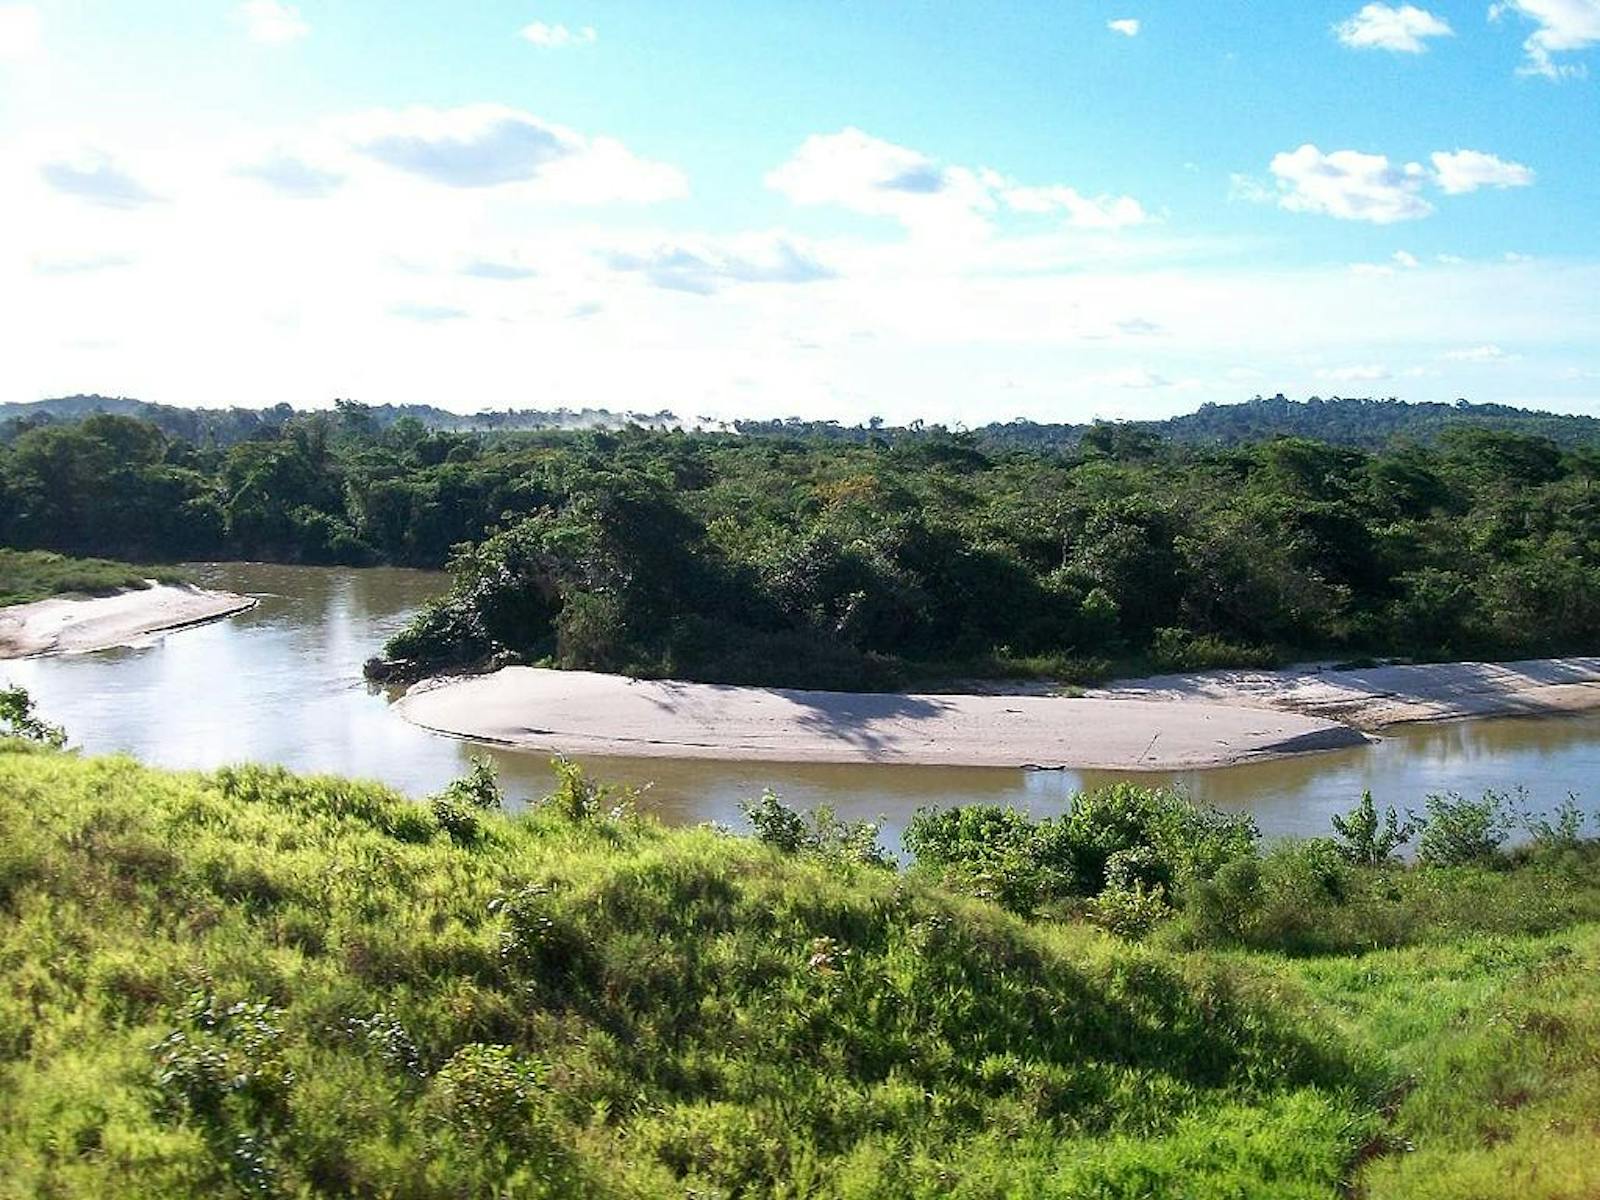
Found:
<box><xmin>395</xmin><ymin>667</ymin><xmax>1369</xmax><ymax>770</ymax></box>
<box><xmin>1087</xmin><ymin>657</ymin><xmax>1600</xmax><ymax>730</ymax></box>
<box><xmin>0</xmin><ymin>583</ymin><xmax>258</xmax><ymax>658</ymax></box>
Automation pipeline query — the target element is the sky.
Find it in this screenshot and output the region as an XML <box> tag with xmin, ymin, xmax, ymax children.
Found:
<box><xmin>2</xmin><ymin>1</ymin><xmax>1598</xmax><ymax>424</ymax></box>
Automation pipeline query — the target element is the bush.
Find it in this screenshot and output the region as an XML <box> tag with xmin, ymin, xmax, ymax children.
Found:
<box><xmin>1416</xmin><ymin>791</ymin><xmax>1516</xmax><ymax>867</ymax></box>
<box><xmin>905</xmin><ymin>786</ymin><xmax>1257</xmax><ymax>918</ymax></box>
<box><xmin>741</xmin><ymin>790</ymin><xmax>890</xmax><ymax>867</ymax></box>
<box><xmin>0</xmin><ymin>685</ymin><xmax>65</xmax><ymax>749</ymax></box>
<box><xmin>1331</xmin><ymin>790</ymin><xmax>1416</xmax><ymax>865</ymax></box>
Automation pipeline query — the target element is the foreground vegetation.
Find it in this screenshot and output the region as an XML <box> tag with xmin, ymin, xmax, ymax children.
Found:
<box><xmin>2</xmin><ymin>727</ymin><xmax>1598</xmax><ymax>1197</ymax></box>
<box><xmin>4</xmin><ymin>398</ymin><xmax>1598</xmax><ymax>688</ymax></box>
<box><xmin>0</xmin><ymin>549</ymin><xmax>186</xmax><ymax>607</ymax></box>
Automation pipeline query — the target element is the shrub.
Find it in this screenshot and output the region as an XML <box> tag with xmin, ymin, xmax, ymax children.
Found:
<box><xmin>741</xmin><ymin>790</ymin><xmax>890</xmax><ymax>867</ymax></box>
<box><xmin>1523</xmin><ymin>794</ymin><xmax>1589</xmax><ymax>851</ymax></box>
<box><xmin>1416</xmin><ymin>791</ymin><xmax>1516</xmax><ymax>867</ymax></box>
<box><xmin>1331</xmin><ymin>790</ymin><xmax>1417</xmax><ymax>865</ymax></box>
<box><xmin>0</xmin><ymin>685</ymin><xmax>65</xmax><ymax>749</ymax></box>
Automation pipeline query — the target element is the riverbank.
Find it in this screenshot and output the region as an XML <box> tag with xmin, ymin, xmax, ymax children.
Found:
<box><xmin>0</xmin><ymin>582</ymin><xmax>257</xmax><ymax>657</ymax></box>
<box><xmin>395</xmin><ymin>666</ymin><xmax>1369</xmax><ymax>770</ymax></box>
<box><xmin>1087</xmin><ymin>656</ymin><xmax>1600</xmax><ymax>730</ymax></box>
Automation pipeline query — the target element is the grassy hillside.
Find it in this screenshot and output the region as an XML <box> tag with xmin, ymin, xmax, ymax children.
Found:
<box><xmin>0</xmin><ymin>549</ymin><xmax>187</xmax><ymax>607</ymax></box>
<box><xmin>1</xmin><ymin>744</ymin><xmax>1599</xmax><ymax>1197</ymax></box>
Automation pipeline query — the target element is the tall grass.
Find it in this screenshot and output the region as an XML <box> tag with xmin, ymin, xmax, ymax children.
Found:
<box><xmin>1</xmin><ymin>743</ymin><xmax>1597</xmax><ymax>1197</ymax></box>
<box><xmin>0</xmin><ymin>549</ymin><xmax>188</xmax><ymax>606</ymax></box>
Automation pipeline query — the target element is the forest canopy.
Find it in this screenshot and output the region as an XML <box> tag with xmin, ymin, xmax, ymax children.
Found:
<box><xmin>1</xmin><ymin>402</ymin><xmax>1597</xmax><ymax>688</ymax></box>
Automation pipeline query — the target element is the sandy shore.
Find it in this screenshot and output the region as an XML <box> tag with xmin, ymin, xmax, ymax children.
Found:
<box><xmin>0</xmin><ymin>583</ymin><xmax>257</xmax><ymax>658</ymax></box>
<box><xmin>1087</xmin><ymin>657</ymin><xmax>1600</xmax><ymax>730</ymax></box>
<box><xmin>395</xmin><ymin>667</ymin><xmax>1369</xmax><ymax>770</ymax></box>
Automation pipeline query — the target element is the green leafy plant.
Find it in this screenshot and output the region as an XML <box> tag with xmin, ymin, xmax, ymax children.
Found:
<box><xmin>1332</xmin><ymin>790</ymin><xmax>1417</xmax><ymax>865</ymax></box>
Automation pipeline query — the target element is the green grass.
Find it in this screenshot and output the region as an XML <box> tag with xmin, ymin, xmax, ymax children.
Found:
<box><xmin>0</xmin><ymin>549</ymin><xmax>188</xmax><ymax>607</ymax></box>
<box><xmin>1</xmin><ymin>745</ymin><xmax>1598</xmax><ymax>1197</ymax></box>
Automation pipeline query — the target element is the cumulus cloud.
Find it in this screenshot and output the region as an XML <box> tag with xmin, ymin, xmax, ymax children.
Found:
<box><xmin>1491</xmin><ymin>0</ymin><xmax>1600</xmax><ymax>78</ymax></box>
<box><xmin>1430</xmin><ymin>148</ymin><xmax>1535</xmax><ymax>193</ymax></box>
<box><xmin>766</xmin><ymin>127</ymin><xmax>1145</xmax><ymax>238</ymax></box>
<box><xmin>1393</xmin><ymin>250</ymin><xmax>1421</xmax><ymax>268</ymax></box>
<box><xmin>1108</xmin><ymin>18</ymin><xmax>1141</xmax><ymax>36</ymax></box>
<box><xmin>1334</xmin><ymin>4</ymin><xmax>1453</xmax><ymax>51</ymax></box>
<box><xmin>1249</xmin><ymin>144</ymin><xmax>1533</xmax><ymax>223</ymax></box>
<box><xmin>239</xmin><ymin>0</ymin><xmax>308</xmax><ymax>45</ymax></box>
<box><xmin>605</xmin><ymin>236</ymin><xmax>834</xmax><ymax>295</ymax></box>
<box><xmin>0</xmin><ymin>3</ymin><xmax>41</xmax><ymax>61</ymax></box>
<box><xmin>1267</xmin><ymin>144</ymin><xmax>1434</xmax><ymax>223</ymax></box>
<box><xmin>345</xmin><ymin>105</ymin><xmax>687</xmax><ymax>201</ymax></box>
<box><xmin>237</xmin><ymin>154</ymin><xmax>345</xmax><ymax>198</ymax></box>
<box><xmin>519</xmin><ymin>21</ymin><xmax>597</xmax><ymax>47</ymax></box>
<box><xmin>999</xmin><ymin>182</ymin><xmax>1148</xmax><ymax>230</ymax></box>
<box><xmin>40</xmin><ymin>153</ymin><xmax>161</xmax><ymax>209</ymax></box>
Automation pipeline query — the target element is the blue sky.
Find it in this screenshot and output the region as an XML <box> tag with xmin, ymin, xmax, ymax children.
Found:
<box><xmin>3</xmin><ymin>1</ymin><xmax>1598</xmax><ymax>422</ymax></box>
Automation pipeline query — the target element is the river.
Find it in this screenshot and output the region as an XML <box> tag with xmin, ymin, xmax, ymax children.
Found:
<box><xmin>7</xmin><ymin>563</ymin><xmax>1598</xmax><ymax>848</ymax></box>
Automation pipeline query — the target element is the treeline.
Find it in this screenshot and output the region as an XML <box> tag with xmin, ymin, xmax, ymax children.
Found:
<box><xmin>13</xmin><ymin>392</ymin><xmax>1600</xmax><ymax>452</ymax></box>
<box><xmin>3</xmin><ymin>408</ymin><xmax>1598</xmax><ymax>686</ymax></box>
<box><xmin>0</xmin><ymin>395</ymin><xmax>682</xmax><ymax>449</ymax></box>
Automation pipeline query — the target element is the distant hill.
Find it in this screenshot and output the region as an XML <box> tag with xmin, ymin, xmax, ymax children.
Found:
<box><xmin>5</xmin><ymin>392</ymin><xmax>1598</xmax><ymax>451</ymax></box>
<box><xmin>742</xmin><ymin>395</ymin><xmax>1600</xmax><ymax>451</ymax></box>
<box><xmin>0</xmin><ymin>396</ymin><xmax>682</xmax><ymax>447</ymax></box>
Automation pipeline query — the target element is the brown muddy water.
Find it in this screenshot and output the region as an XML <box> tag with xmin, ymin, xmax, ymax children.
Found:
<box><xmin>7</xmin><ymin>563</ymin><xmax>1598</xmax><ymax>851</ymax></box>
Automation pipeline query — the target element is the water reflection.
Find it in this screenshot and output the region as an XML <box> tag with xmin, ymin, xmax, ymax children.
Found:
<box><xmin>6</xmin><ymin>563</ymin><xmax>1596</xmax><ymax>851</ymax></box>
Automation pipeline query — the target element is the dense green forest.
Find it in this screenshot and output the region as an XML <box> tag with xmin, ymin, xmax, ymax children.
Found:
<box><xmin>2</xmin><ymin>403</ymin><xmax>1598</xmax><ymax>687</ymax></box>
<box><xmin>10</xmin><ymin>392</ymin><xmax>1600</xmax><ymax>451</ymax></box>
<box><xmin>2</xmin><ymin>723</ymin><xmax>1599</xmax><ymax>1198</ymax></box>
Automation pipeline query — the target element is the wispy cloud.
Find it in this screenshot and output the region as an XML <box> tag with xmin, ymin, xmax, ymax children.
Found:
<box><xmin>40</xmin><ymin>153</ymin><xmax>161</xmax><ymax>209</ymax></box>
<box><xmin>519</xmin><ymin>21</ymin><xmax>597</xmax><ymax>48</ymax></box>
<box><xmin>0</xmin><ymin>3</ymin><xmax>41</xmax><ymax>61</ymax></box>
<box><xmin>239</xmin><ymin>0</ymin><xmax>308</xmax><ymax>46</ymax></box>
<box><xmin>1108</xmin><ymin>18</ymin><xmax>1141</xmax><ymax>37</ymax></box>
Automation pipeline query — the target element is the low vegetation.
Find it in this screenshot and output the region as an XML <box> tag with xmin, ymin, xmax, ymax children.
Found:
<box><xmin>0</xmin><ymin>549</ymin><xmax>186</xmax><ymax>607</ymax></box>
<box><xmin>1</xmin><ymin>714</ymin><xmax>1597</xmax><ymax>1197</ymax></box>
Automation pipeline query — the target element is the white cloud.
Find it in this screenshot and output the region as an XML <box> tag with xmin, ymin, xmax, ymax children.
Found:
<box><xmin>767</xmin><ymin>128</ymin><xmax>1145</xmax><ymax>239</ymax></box>
<box><xmin>344</xmin><ymin>105</ymin><xmax>687</xmax><ymax>202</ymax></box>
<box><xmin>1087</xmin><ymin>366</ymin><xmax>1171</xmax><ymax>389</ymax></box>
<box><xmin>1267</xmin><ymin>144</ymin><xmax>1434</xmax><ymax>223</ymax></box>
<box><xmin>999</xmin><ymin>182</ymin><xmax>1148</xmax><ymax>230</ymax></box>
<box><xmin>1334</xmin><ymin>4</ymin><xmax>1453</xmax><ymax>51</ymax></box>
<box><xmin>40</xmin><ymin>152</ymin><xmax>161</xmax><ymax>209</ymax></box>
<box><xmin>239</xmin><ymin>0</ymin><xmax>308</xmax><ymax>46</ymax></box>
<box><xmin>605</xmin><ymin>235</ymin><xmax>833</xmax><ymax>295</ymax></box>
<box><xmin>1491</xmin><ymin>0</ymin><xmax>1600</xmax><ymax>78</ymax></box>
<box><xmin>1430</xmin><ymin>149</ymin><xmax>1535</xmax><ymax>193</ymax></box>
<box><xmin>1252</xmin><ymin>144</ymin><xmax>1534</xmax><ymax>223</ymax></box>
<box><xmin>0</xmin><ymin>3</ymin><xmax>40</xmax><ymax>61</ymax></box>
<box><xmin>1108</xmin><ymin>18</ymin><xmax>1141</xmax><ymax>37</ymax></box>
<box><xmin>1444</xmin><ymin>343</ymin><xmax>1519</xmax><ymax>362</ymax></box>
<box><xmin>237</xmin><ymin>154</ymin><xmax>345</xmax><ymax>199</ymax></box>
<box><xmin>1393</xmin><ymin>250</ymin><xmax>1421</xmax><ymax>267</ymax></box>
<box><xmin>519</xmin><ymin>21</ymin><xmax>597</xmax><ymax>47</ymax></box>
<box><xmin>1320</xmin><ymin>364</ymin><xmax>1392</xmax><ymax>382</ymax></box>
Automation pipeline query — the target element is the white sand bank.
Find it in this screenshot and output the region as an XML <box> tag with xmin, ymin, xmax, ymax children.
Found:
<box><xmin>1088</xmin><ymin>657</ymin><xmax>1600</xmax><ymax>730</ymax></box>
<box><xmin>395</xmin><ymin>667</ymin><xmax>1368</xmax><ymax>770</ymax></box>
<box><xmin>0</xmin><ymin>583</ymin><xmax>257</xmax><ymax>658</ymax></box>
